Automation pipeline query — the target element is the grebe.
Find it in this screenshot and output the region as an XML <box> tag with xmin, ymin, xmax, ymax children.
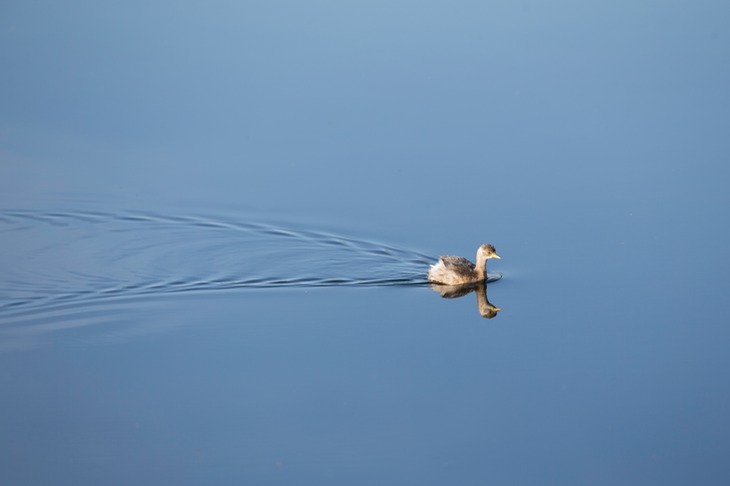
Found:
<box><xmin>427</xmin><ymin>244</ymin><xmax>501</xmax><ymax>285</ymax></box>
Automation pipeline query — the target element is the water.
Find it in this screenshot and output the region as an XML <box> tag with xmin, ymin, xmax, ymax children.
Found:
<box><xmin>2</xmin><ymin>1</ymin><xmax>730</xmax><ymax>484</ymax></box>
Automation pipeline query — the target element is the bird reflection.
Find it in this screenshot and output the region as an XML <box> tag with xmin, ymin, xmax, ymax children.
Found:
<box><xmin>429</xmin><ymin>281</ymin><xmax>502</xmax><ymax>319</ymax></box>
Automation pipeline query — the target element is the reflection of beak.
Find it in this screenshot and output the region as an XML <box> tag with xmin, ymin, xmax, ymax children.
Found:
<box><xmin>492</xmin><ymin>253</ymin><xmax>501</xmax><ymax>259</ymax></box>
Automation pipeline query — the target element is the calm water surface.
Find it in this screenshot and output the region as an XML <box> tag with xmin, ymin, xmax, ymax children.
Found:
<box><xmin>2</xmin><ymin>1</ymin><xmax>730</xmax><ymax>485</ymax></box>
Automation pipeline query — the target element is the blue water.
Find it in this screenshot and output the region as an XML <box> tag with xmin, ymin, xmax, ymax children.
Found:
<box><xmin>2</xmin><ymin>1</ymin><xmax>730</xmax><ymax>484</ymax></box>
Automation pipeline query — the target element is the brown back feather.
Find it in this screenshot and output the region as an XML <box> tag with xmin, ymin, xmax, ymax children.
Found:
<box><xmin>439</xmin><ymin>256</ymin><xmax>476</xmax><ymax>278</ymax></box>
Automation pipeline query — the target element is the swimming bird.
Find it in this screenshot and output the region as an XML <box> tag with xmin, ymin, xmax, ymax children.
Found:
<box><xmin>427</xmin><ymin>244</ymin><xmax>501</xmax><ymax>285</ymax></box>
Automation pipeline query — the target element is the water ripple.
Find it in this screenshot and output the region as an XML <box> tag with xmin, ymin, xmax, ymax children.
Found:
<box><xmin>0</xmin><ymin>208</ymin><xmax>450</xmax><ymax>321</ymax></box>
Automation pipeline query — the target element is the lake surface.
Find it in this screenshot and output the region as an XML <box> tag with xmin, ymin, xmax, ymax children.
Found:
<box><xmin>2</xmin><ymin>1</ymin><xmax>730</xmax><ymax>484</ymax></box>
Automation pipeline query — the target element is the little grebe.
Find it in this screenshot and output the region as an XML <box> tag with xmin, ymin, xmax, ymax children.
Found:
<box><xmin>427</xmin><ymin>244</ymin><xmax>501</xmax><ymax>285</ymax></box>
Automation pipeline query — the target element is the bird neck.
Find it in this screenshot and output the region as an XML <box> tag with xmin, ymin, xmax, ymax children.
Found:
<box><xmin>475</xmin><ymin>253</ymin><xmax>488</xmax><ymax>280</ymax></box>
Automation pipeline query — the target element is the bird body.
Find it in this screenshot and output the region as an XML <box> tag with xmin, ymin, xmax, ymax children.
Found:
<box><xmin>427</xmin><ymin>244</ymin><xmax>500</xmax><ymax>285</ymax></box>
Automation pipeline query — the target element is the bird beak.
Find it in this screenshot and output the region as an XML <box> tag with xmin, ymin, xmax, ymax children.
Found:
<box><xmin>494</xmin><ymin>307</ymin><xmax>502</xmax><ymax>311</ymax></box>
<box><xmin>492</xmin><ymin>253</ymin><xmax>501</xmax><ymax>259</ymax></box>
